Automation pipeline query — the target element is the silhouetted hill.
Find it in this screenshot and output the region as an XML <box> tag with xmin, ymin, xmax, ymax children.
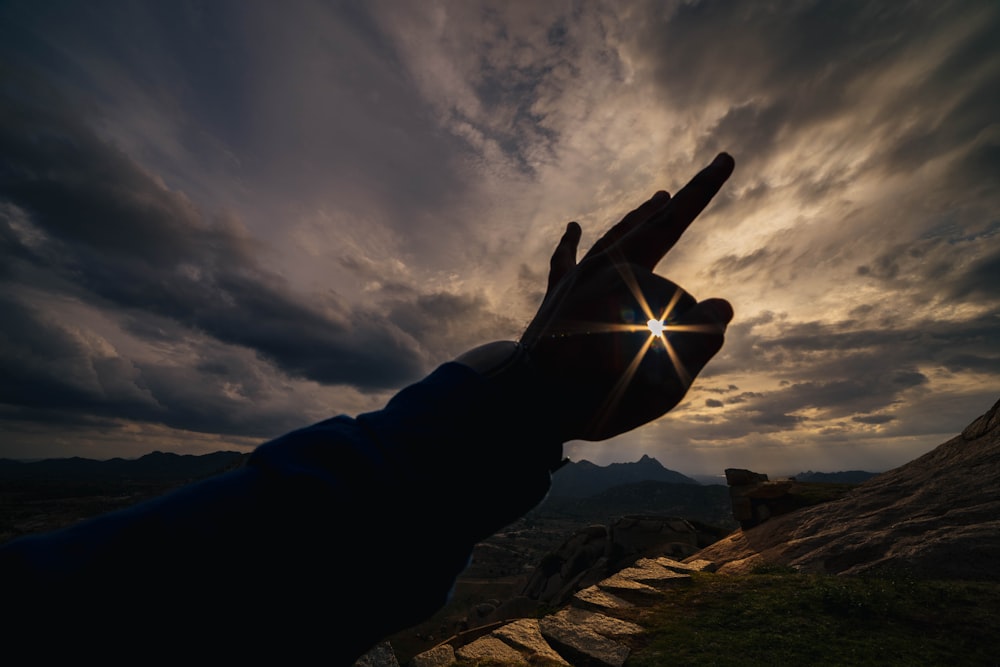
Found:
<box><xmin>0</xmin><ymin>450</ymin><xmax>250</xmax><ymax>544</ymax></box>
<box><xmin>542</xmin><ymin>479</ymin><xmax>736</xmax><ymax>530</ymax></box>
<box><xmin>795</xmin><ymin>470</ymin><xmax>879</xmax><ymax>484</ymax></box>
<box><xmin>0</xmin><ymin>450</ymin><xmax>247</xmax><ymax>481</ymax></box>
<box><xmin>549</xmin><ymin>454</ymin><xmax>698</xmax><ymax>498</ymax></box>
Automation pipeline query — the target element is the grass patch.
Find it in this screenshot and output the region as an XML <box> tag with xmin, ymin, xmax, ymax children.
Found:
<box><xmin>624</xmin><ymin>570</ymin><xmax>1000</xmax><ymax>666</ymax></box>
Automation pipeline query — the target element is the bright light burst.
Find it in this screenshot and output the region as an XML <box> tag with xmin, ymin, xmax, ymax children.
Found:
<box><xmin>576</xmin><ymin>260</ymin><xmax>721</xmax><ymax>437</ymax></box>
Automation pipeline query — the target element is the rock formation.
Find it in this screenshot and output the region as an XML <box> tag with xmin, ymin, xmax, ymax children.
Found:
<box><xmin>354</xmin><ymin>641</ymin><xmax>399</xmax><ymax>667</ymax></box>
<box><xmin>409</xmin><ymin>556</ymin><xmax>711</xmax><ymax>666</ymax></box>
<box><xmin>723</xmin><ymin>468</ymin><xmax>857</xmax><ymax>529</ymax></box>
<box><xmin>519</xmin><ymin>515</ymin><xmax>701</xmax><ymax>608</ymax></box>
<box><xmin>694</xmin><ymin>397</ymin><xmax>1000</xmax><ymax>578</ymax></box>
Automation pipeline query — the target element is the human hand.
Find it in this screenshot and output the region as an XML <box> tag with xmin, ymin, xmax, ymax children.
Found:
<box><xmin>521</xmin><ymin>153</ymin><xmax>735</xmax><ymax>441</ymax></box>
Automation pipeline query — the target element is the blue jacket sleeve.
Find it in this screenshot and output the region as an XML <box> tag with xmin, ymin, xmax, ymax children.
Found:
<box><xmin>0</xmin><ymin>361</ymin><xmax>564</xmax><ymax>662</ymax></box>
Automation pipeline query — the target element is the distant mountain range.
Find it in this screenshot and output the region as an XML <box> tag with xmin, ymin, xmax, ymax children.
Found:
<box><xmin>549</xmin><ymin>454</ymin><xmax>699</xmax><ymax>498</ymax></box>
<box><xmin>0</xmin><ymin>450</ymin><xmax>247</xmax><ymax>481</ymax></box>
<box><xmin>0</xmin><ymin>449</ymin><xmax>878</xmax><ymax>491</ymax></box>
<box><xmin>0</xmin><ymin>448</ymin><xmax>891</xmax><ymax>552</ymax></box>
<box><xmin>540</xmin><ymin>479</ymin><xmax>736</xmax><ymax>531</ymax></box>
<box><xmin>793</xmin><ymin>470</ymin><xmax>879</xmax><ymax>484</ymax></box>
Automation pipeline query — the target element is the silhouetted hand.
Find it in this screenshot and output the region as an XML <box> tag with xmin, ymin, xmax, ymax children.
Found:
<box><xmin>522</xmin><ymin>153</ymin><xmax>735</xmax><ymax>441</ymax></box>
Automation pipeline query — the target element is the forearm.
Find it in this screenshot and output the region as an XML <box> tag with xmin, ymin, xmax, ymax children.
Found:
<box><xmin>0</xmin><ymin>359</ymin><xmax>564</xmax><ymax>658</ymax></box>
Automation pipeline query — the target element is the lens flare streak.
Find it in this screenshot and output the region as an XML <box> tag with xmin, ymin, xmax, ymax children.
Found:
<box><xmin>589</xmin><ymin>328</ymin><xmax>657</xmax><ymax>436</ymax></box>
<box><xmin>581</xmin><ymin>258</ymin><xmax>705</xmax><ymax>435</ymax></box>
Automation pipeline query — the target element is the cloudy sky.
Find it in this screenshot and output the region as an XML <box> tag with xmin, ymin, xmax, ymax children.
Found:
<box><xmin>1</xmin><ymin>1</ymin><xmax>997</xmax><ymax>475</ymax></box>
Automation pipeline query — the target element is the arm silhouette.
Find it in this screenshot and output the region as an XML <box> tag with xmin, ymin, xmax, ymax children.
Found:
<box><xmin>0</xmin><ymin>153</ymin><xmax>735</xmax><ymax>662</ymax></box>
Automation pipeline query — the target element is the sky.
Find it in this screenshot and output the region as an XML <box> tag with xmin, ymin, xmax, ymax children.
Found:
<box><xmin>1</xmin><ymin>0</ymin><xmax>998</xmax><ymax>476</ymax></box>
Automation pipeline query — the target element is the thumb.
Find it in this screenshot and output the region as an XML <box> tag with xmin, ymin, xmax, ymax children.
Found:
<box><xmin>685</xmin><ymin>298</ymin><xmax>733</xmax><ymax>330</ymax></box>
<box><xmin>545</xmin><ymin>221</ymin><xmax>582</xmax><ymax>298</ymax></box>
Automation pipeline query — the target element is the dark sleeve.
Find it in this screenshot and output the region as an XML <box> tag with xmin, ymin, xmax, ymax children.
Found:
<box><xmin>0</xmin><ymin>362</ymin><xmax>563</xmax><ymax>662</ymax></box>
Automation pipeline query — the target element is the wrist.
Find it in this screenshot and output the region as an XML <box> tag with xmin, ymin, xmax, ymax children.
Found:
<box><xmin>453</xmin><ymin>340</ymin><xmax>525</xmax><ymax>378</ymax></box>
<box><xmin>454</xmin><ymin>341</ymin><xmax>571</xmax><ymax>462</ymax></box>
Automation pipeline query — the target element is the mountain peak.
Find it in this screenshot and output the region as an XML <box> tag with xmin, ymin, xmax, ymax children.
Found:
<box><xmin>551</xmin><ymin>456</ymin><xmax>698</xmax><ymax>498</ymax></box>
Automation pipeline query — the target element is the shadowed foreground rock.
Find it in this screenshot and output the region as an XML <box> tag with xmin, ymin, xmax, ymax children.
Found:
<box><xmin>354</xmin><ymin>641</ymin><xmax>400</xmax><ymax>667</ymax></box>
<box><xmin>405</xmin><ymin>556</ymin><xmax>708</xmax><ymax>666</ymax></box>
<box><xmin>693</xmin><ymin>397</ymin><xmax>1000</xmax><ymax>578</ymax></box>
<box><xmin>519</xmin><ymin>514</ymin><xmax>702</xmax><ymax>608</ymax></box>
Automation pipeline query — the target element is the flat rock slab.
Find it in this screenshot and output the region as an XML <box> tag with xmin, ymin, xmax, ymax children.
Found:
<box><xmin>596</xmin><ymin>573</ymin><xmax>664</xmax><ymax>603</ymax></box>
<box><xmin>573</xmin><ymin>584</ymin><xmax>635</xmax><ymax>612</ymax></box>
<box><xmin>539</xmin><ymin>613</ymin><xmax>632</xmax><ymax>667</ymax></box>
<box><xmin>549</xmin><ymin>607</ymin><xmax>643</xmax><ymax>638</ymax></box>
<box><xmin>542</xmin><ymin>619</ymin><xmax>630</xmax><ymax>667</ymax></box>
<box><xmin>456</xmin><ymin>636</ymin><xmax>528</xmax><ymax>664</ymax></box>
<box><xmin>408</xmin><ymin>644</ymin><xmax>455</xmax><ymax>667</ymax></box>
<box><xmin>493</xmin><ymin>619</ymin><xmax>569</xmax><ymax>665</ymax></box>
<box><xmin>617</xmin><ymin>560</ymin><xmax>692</xmax><ymax>588</ymax></box>
<box><xmin>671</xmin><ymin>557</ymin><xmax>717</xmax><ymax>572</ymax></box>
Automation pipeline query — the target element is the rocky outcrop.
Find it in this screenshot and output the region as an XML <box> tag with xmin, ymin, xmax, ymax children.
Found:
<box><xmin>410</xmin><ymin>556</ymin><xmax>712</xmax><ymax>666</ymax></box>
<box><xmin>519</xmin><ymin>515</ymin><xmax>700</xmax><ymax>608</ymax></box>
<box><xmin>724</xmin><ymin>468</ymin><xmax>858</xmax><ymax>530</ymax></box>
<box><xmin>354</xmin><ymin>641</ymin><xmax>400</xmax><ymax>667</ymax></box>
<box><xmin>725</xmin><ymin>468</ymin><xmax>788</xmax><ymax>528</ymax></box>
<box><xmin>694</xmin><ymin>397</ymin><xmax>1000</xmax><ymax>579</ymax></box>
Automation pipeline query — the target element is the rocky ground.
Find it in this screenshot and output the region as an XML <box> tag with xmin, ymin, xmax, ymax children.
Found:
<box><xmin>358</xmin><ymin>554</ymin><xmax>714</xmax><ymax>667</ymax></box>
<box><xmin>358</xmin><ymin>396</ymin><xmax>1000</xmax><ymax>666</ymax></box>
<box><xmin>695</xmin><ymin>396</ymin><xmax>1000</xmax><ymax>578</ymax></box>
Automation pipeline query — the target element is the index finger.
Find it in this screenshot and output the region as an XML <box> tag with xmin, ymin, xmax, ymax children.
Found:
<box><xmin>617</xmin><ymin>152</ymin><xmax>735</xmax><ymax>270</ymax></box>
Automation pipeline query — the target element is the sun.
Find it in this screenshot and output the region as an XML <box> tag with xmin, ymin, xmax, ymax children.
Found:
<box><xmin>647</xmin><ymin>318</ymin><xmax>665</xmax><ymax>338</ymax></box>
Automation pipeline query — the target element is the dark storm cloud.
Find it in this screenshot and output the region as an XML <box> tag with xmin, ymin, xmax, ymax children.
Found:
<box><xmin>853</xmin><ymin>414</ymin><xmax>896</xmax><ymax>425</ymax></box>
<box><xmin>0</xmin><ymin>79</ymin><xmax>425</xmax><ymax>391</ymax></box>
<box><xmin>383</xmin><ymin>290</ymin><xmax>522</xmax><ymax>361</ymax></box>
<box><xmin>0</xmin><ymin>293</ymin><xmax>319</xmax><ymax>438</ymax></box>
<box><xmin>633</xmin><ymin>0</ymin><xmax>1000</xmax><ymax>198</ymax></box>
<box><xmin>700</xmin><ymin>309</ymin><xmax>999</xmax><ymax>435</ymax></box>
<box><xmin>636</xmin><ymin>1</ymin><xmax>920</xmax><ymax>151</ymax></box>
<box><xmin>711</xmin><ymin>247</ymin><xmax>788</xmax><ymax>276</ymax></box>
<box><xmin>724</xmin><ymin>392</ymin><xmax>763</xmax><ymax>405</ymax></box>
<box><xmin>761</xmin><ymin>314</ymin><xmax>1000</xmax><ymax>381</ymax></box>
<box><xmin>0</xmin><ymin>296</ymin><xmax>126</xmax><ymax>414</ymax></box>
<box><xmin>1</xmin><ymin>1</ymin><xmax>480</xmax><ymax>261</ymax></box>
<box><xmin>876</xmin><ymin>18</ymin><xmax>1000</xmax><ymax>181</ymax></box>
<box><xmin>948</xmin><ymin>246</ymin><xmax>1000</xmax><ymax>301</ymax></box>
<box><xmin>702</xmin><ymin>384</ymin><xmax>739</xmax><ymax>395</ymax></box>
<box><xmin>767</xmin><ymin>371</ymin><xmax>928</xmax><ymax>417</ymax></box>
